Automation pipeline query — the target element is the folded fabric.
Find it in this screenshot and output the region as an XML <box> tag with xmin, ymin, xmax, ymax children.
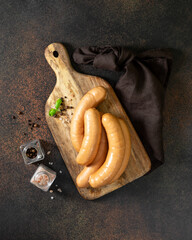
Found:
<box><xmin>73</xmin><ymin>46</ymin><xmax>172</xmax><ymax>169</ymax></box>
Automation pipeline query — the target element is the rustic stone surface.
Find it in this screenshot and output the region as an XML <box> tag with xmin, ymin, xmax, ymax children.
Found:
<box><xmin>0</xmin><ymin>1</ymin><xmax>192</xmax><ymax>240</ymax></box>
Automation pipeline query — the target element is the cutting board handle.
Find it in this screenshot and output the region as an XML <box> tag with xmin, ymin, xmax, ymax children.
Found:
<box><xmin>44</xmin><ymin>43</ymin><xmax>74</xmax><ymax>79</ymax></box>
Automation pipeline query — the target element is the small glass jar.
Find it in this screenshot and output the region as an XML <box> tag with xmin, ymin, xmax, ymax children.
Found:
<box><xmin>20</xmin><ymin>139</ymin><xmax>45</xmax><ymax>165</ymax></box>
<box><xmin>30</xmin><ymin>164</ymin><xmax>56</xmax><ymax>191</ymax></box>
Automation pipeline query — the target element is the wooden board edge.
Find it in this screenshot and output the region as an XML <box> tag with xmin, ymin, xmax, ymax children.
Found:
<box><xmin>78</xmin><ymin>163</ymin><xmax>151</xmax><ymax>200</ymax></box>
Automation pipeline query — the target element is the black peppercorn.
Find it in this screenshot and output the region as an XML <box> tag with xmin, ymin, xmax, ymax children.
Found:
<box><xmin>26</xmin><ymin>147</ymin><xmax>37</xmax><ymax>159</ymax></box>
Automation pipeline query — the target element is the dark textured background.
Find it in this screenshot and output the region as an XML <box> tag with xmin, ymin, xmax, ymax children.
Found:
<box><xmin>0</xmin><ymin>1</ymin><xmax>192</xmax><ymax>240</ymax></box>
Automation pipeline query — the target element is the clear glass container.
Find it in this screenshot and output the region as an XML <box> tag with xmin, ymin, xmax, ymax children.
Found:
<box><xmin>20</xmin><ymin>139</ymin><xmax>45</xmax><ymax>165</ymax></box>
<box><xmin>30</xmin><ymin>164</ymin><xmax>56</xmax><ymax>191</ymax></box>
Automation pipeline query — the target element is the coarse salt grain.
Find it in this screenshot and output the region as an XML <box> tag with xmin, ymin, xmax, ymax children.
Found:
<box><xmin>59</xmin><ymin>170</ymin><xmax>62</xmax><ymax>174</ymax></box>
<box><xmin>49</xmin><ymin>162</ymin><xmax>53</xmax><ymax>165</ymax></box>
<box><xmin>51</xmin><ymin>196</ymin><xmax>54</xmax><ymax>200</ymax></box>
<box><xmin>57</xmin><ymin>188</ymin><xmax>62</xmax><ymax>193</ymax></box>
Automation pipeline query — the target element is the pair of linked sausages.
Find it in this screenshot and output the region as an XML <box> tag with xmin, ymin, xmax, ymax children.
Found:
<box><xmin>70</xmin><ymin>86</ymin><xmax>131</xmax><ymax>188</ymax></box>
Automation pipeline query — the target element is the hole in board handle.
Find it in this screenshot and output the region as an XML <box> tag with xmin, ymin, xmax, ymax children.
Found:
<box><xmin>53</xmin><ymin>51</ymin><xmax>59</xmax><ymax>58</ymax></box>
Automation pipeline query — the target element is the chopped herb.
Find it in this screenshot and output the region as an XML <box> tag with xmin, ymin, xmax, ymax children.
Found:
<box><xmin>55</xmin><ymin>98</ymin><xmax>63</xmax><ymax>109</ymax></box>
<box><xmin>49</xmin><ymin>108</ymin><xmax>57</xmax><ymax>116</ymax></box>
<box><xmin>49</xmin><ymin>98</ymin><xmax>64</xmax><ymax>117</ymax></box>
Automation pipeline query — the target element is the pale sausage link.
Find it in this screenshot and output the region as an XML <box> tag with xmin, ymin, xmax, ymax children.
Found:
<box><xmin>70</xmin><ymin>86</ymin><xmax>106</xmax><ymax>152</ymax></box>
<box><xmin>89</xmin><ymin>113</ymin><xmax>125</xmax><ymax>188</ymax></box>
<box><xmin>76</xmin><ymin>108</ymin><xmax>101</xmax><ymax>166</ymax></box>
<box><xmin>111</xmin><ymin>118</ymin><xmax>131</xmax><ymax>183</ymax></box>
<box><xmin>76</xmin><ymin>126</ymin><xmax>108</xmax><ymax>188</ymax></box>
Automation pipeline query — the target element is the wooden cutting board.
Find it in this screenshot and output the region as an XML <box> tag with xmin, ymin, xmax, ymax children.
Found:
<box><xmin>45</xmin><ymin>43</ymin><xmax>151</xmax><ymax>200</ymax></box>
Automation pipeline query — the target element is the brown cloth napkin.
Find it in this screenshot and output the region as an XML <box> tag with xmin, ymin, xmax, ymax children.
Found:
<box><xmin>73</xmin><ymin>46</ymin><xmax>172</xmax><ymax>168</ymax></box>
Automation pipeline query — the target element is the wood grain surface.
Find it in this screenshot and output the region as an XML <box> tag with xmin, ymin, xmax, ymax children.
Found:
<box><xmin>45</xmin><ymin>43</ymin><xmax>151</xmax><ymax>200</ymax></box>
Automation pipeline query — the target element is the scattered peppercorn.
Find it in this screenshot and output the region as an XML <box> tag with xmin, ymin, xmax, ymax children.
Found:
<box><xmin>12</xmin><ymin>115</ymin><xmax>16</xmax><ymax>119</ymax></box>
<box><xmin>32</xmin><ymin>123</ymin><xmax>40</xmax><ymax>128</ymax></box>
<box><xmin>18</xmin><ymin>111</ymin><xmax>23</xmax><ymax>115</ymax></box>
<box><xmin>37</xmin><ymin>117</ymin><xmax>41</xmax><ymax>121</ymax></box>
<box><xmin>28</xmin><ymin>120</ymin><xmax>31</xmax><ymax>122</ymax></box>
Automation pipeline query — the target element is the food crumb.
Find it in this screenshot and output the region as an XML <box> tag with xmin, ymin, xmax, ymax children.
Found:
<box><xmin>55</xmin><ymin>185</ymin><xmax>58</xmax><ymax>187</ymax></box>
<box><xmin>47</xmin><ymin>151</ymin><xmax>51</xmax><ymax>155</ymax></box>
<box><xmin>49</xmin><ymin>190</ymin><xmax>53</xmax><ymax>193</ymax></box>
<box><xmin>57</xmin><ymin>188</ymin><xmax>62</xmax><ymax>193</ymax></box>
<box><xmin>49</xmin><ymin>162</ymin><xmax>53</xmax><ymax>165</ymax></box>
